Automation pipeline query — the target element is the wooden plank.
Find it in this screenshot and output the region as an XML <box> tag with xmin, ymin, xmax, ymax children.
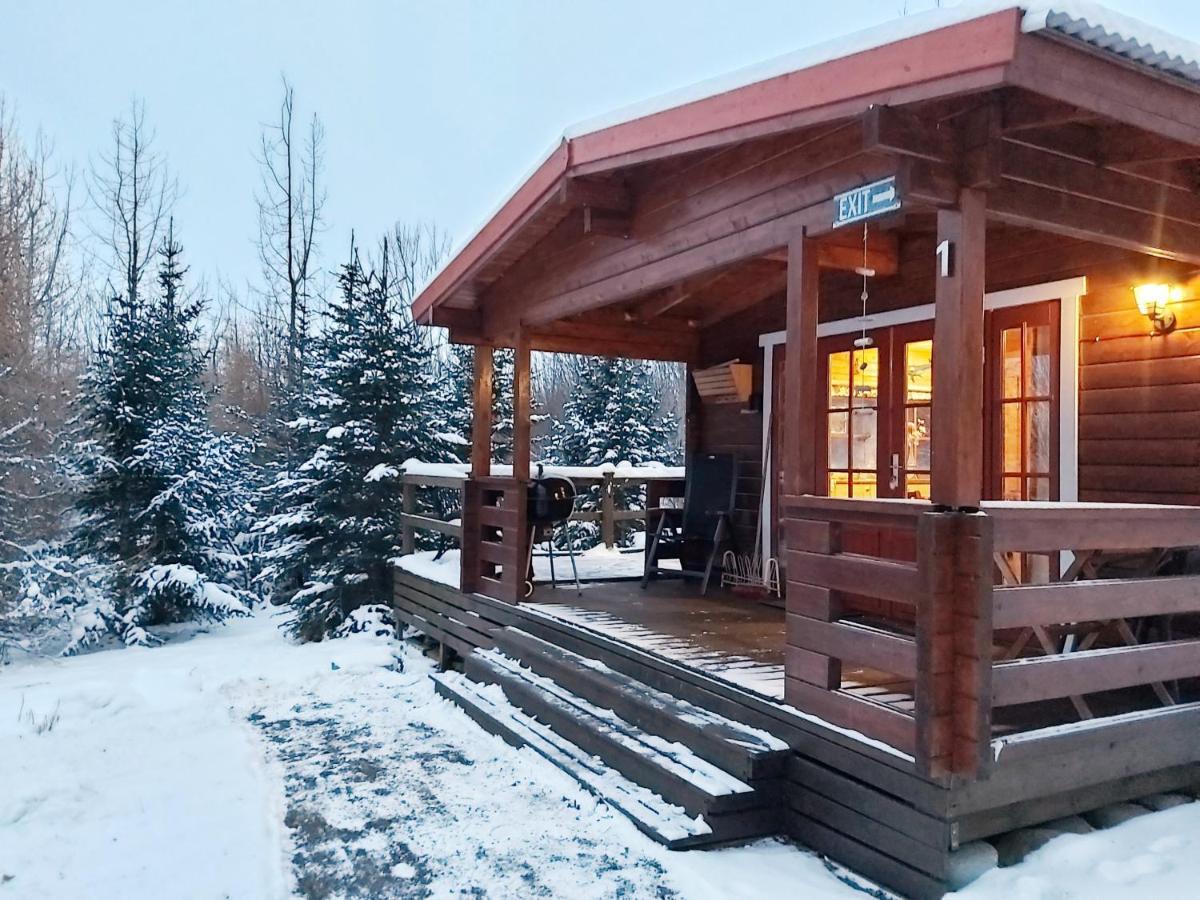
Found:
<box><xmin>991</xmin><ymin>701</ymin><xmax>1200</xmax><ymax>766</ymax></box>
<box><xmin>785</xmin><ymin>550</ymin><xmax>921</xmax><ymax>606</ymax></box>
<box><xmin>988</xmin><ymin>505</ymin><xmax>1200</xmax><ymax>552</ymax></box>
<box><xmin>1078</xmin><ymin>438</ymin><xmax>1200</xmax><ymax>468</ymax></box>
<box><xmin>399</xmin><ymin>513</ymin><xmax>461</xmax><ymax>538</ymax></box>
<box><xmin>788</xmin><ymin>787</ymin><xmax>949</xmax><ymax>877</ymax></box>
<box><xmin>785</xmin><ymin>677</ymin><xmax>916</xmax><ymax>755</ymax></box>
<box><xmin>992</xmin><ymin>639</ymin><xmax>1200</xmax><ymax>706</ymax></box>
<box><xmin>788</xmin><ymin>757</ymin><xmax>951</xmax><ymax>853</ymax></box>
<box><xmin>954</xmin><ymin>763</ymin><xmax>1200</xmax><ymax>844</ymax></box>
<box><xmin>993</xmin><ymin>574</ymin><xmax>1200</xmax><ymax>628</ymax></box>
<box><xmin>784</xmin><ymin>518</ymin><xmax>837</xmax><ymax>554</ymax></box>
<box><xmin>1081</xmin><ymin>382</ymin><xmax>1200</xmax><ymax>416</ymax></box>
<box><xmin>785</xmin><ymin>812</ymin><xmax>945</xmax><ymax>900</ymax></box>
<box><xmin>930</xmin><ymin>189</ymin><xmax>986</xmax><ymax>507</ymax></box>
<box><xmin>787</xmin><ymin>615</ymin><xmax>918</xmax><ymax>679</ymax></box>
<box><xmin>1080</xmin><ymin>356</ymin><xmax>1200</xmax><ymax>391</ymax></box>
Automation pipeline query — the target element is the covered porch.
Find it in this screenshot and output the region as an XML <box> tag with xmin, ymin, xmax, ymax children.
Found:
<box><xmin>398</xmin><ymin>8</ymin><xmax>1200</xmax><ymax>894</ymax></box>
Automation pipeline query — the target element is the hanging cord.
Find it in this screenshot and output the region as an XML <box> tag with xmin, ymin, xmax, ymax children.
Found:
<box><xmin>853</xmin><ymin>222</ymin><xmax>875</xmax><ymax>366</ymax></box>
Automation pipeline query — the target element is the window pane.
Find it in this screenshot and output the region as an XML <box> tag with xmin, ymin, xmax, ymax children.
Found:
<box><xmin>852</xmin><ymin>472</ymin><xmax>878</xmax><ymax>498</ymax></box>
<box><xmin>828</xmin><ymin>412</ymin><xmax>849</xmax><ymax>469</ymax></box>
<box><xmin>1003</xmin><ymin>402</ymin><xmax>1022</xmax><ymax>473</ymax></box>
<box><xmin>905</xmin><ymin>473</ymin><xmax>931</xmax><ymax>500</ymax></box>
<box><xmin>1029</xmin><ymin>476</ymin><xmax>1050</xmax><ymax>501</ymax></box>
<box><xmin>829</xmin><ymin>472</ymin><xmax>851</xmax><ymax>498</ymax></box>
<box><xmin>1028</xmin><ymin>401</ymin><xmax>1051</xmax><ymax>473</ymax></box>
<box><xmin>851</xmin><ymin>407</ymin><xmax>877</xmax><ymax>469</ymax></box>
<box><xmin>1002</xmin><ymin>328</ymin><xmax>1022</xmax><ymax>398</ymax></box>
<box><xmin>1026</xmin><ymin>324</ymin><xmax>1052</xmax><ymax>396</ymax></box>
<box><xmin>851</xmin><ymin>348</ymin><xmax>879</xmax><ymax>406</ymax></box>
<box><xmin>1003</xmin><ymin>476</ymin><xmax>1022</xmax><ymax>500</ymax></box>
<box><xmin>904</xmin><ymin>406</ymin><xmax>932</xmax><ymax>470</ymax></box>
<box><xmin>905</xmin><ymin>340</ymin><xmax>933</xmax><ymax>404</ymax></box>
<box><xmin>828</xmin><ymin>351</ymin><xmax>851</xmax><ymax>409</ymax></box>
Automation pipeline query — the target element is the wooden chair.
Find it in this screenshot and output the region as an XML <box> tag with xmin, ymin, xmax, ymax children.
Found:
<box><xmin>642</xmin><ymin>452</ymin><xmax>737</xmax><ymax>595</ymax></box>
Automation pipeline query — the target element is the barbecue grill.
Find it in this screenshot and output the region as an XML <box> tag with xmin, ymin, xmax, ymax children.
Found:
<box><xmin>524</xmin><ymin>464</ymin><xmax>581</xmax><ymax>597</ymax></box>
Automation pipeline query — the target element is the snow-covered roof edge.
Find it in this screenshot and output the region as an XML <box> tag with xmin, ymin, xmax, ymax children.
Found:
<box><xmin>566</xmin><ymin>1</ymin><xmax>1199</xmax><ymax>140</ymax></box>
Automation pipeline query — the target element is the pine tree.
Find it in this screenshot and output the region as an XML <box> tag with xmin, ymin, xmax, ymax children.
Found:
<box><xmin>542</xmin><ymin>356</ymin><xmax>681</xmax><ymax>547</ymax></box>
<box><xmin>69</xmin><ymin>224</ymin><xmax>250</xmax><ymax>648</ymax></box>
<box><xmin>270</xmin><ymin>240</ymin><xmax>435</xmax><ymax>640</ymax></box>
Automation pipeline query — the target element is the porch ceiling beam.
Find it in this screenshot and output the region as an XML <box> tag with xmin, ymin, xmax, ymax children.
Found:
<box><xmin>483</xmin><ymin>152</ymin><xmax>904</xmax><ymax>334</ymax></box>
<box><xmin>987</xmin><ymin>180</ymin><xmax>1200</xmax><ymax>265</ymax></box>
<box><xmin>1000</xmin><ymin>91</ymin><xmax>1100</xmax><ymax>132</ymax></box>
<box><xmin>447</xmin><ymin>322</ymin><xmax>699</xmax><ymax>363</ymax></box>
<box><xmin>697</xmin><ymin>269</ymin><xmax>788</xmax><ymax>329</ymax></box>
<box><xmin>558</xmin><ymin>176</ymin><xmax>630</xmax><ymax>213</ymax></box>
<box><xmin>1007</xmin><ymin>33</ymin><xmax>1200</xmax><ymax>150</ymax></box>
<box><xmin>763</xmin><ymin>229</ymin><xmax>900</xmax><ymax>276</ymax></box>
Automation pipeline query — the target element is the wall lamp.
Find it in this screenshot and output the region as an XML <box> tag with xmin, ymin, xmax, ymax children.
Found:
<box><xmin>1133</xmin><ymin>283</ymin><xmax>1180</xmax><ymax>335</ymax></box>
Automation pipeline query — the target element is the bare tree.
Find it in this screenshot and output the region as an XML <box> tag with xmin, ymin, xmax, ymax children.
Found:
<box><xmin>255</xmin><ymin>76</ymin><xmax>325</xmax><ymax>392</ymax></box>
<box><xmin>88</xmin><ymin>99</ymin><xmax>177</xmax><ymax>310</ymax></box>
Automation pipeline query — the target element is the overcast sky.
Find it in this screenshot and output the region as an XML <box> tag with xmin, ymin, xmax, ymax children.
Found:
<box><xmin>2</xmin><ymin>0</ymin><xmax>1194</xmax><ymax>297</ymax></box>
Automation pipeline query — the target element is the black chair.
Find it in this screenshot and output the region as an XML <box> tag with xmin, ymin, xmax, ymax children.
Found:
<box><xmin>642</xmin><ymin>452</ymin><xmax>737</xmax><ymax>595</ymax></box>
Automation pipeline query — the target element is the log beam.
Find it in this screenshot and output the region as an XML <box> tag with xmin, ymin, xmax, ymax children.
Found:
<box><xmin>471</xmin><ymin>345</ymin><xmax>494</xmax><ymax>477</ymax></box>
<box><xmin>513</xmin><ymin>332</ymin><xmax>532</xmax><ymax>482</ymax></box>
<box><xmin>783</xmin><ymin>234</ymin><xmax>820</xmax><ymax>496</ymax></box>
<box><xmin>930</xmin><ymin>189</ymin><xmax>986</xmax><ymax>508</ymax></box>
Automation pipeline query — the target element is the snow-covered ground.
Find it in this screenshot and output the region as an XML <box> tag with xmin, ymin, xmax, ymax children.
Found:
<box><xmin>4</xmin><ymin>609</ymin><xmax>1200</xmax><ymax>899</ymax></box>
<box><xmin>396</xmin><ymin>544</ymin><xmax>654</xmax><ymax>589</ymax></box>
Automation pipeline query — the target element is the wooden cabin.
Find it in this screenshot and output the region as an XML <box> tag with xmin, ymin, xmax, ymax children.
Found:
<box><xmin>395</xmin><ymin>4</ymin><xmax>1200</xmax><ymax>896</ymax></box>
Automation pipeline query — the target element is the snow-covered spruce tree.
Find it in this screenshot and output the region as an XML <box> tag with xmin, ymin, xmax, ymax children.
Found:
<box><xmin>542</xmin><ymin>356</ymin><xmax>681</xmax><ymax>547</ymax></box>
<box><xmin>70</xmin><ymin>226</ymin><xmax>250</xmax><ymax>648</ymax></box>
<box><xmin>273</xmin><ymin>240</ymin><xmax>435</xmax><ymax>641</ymax></box>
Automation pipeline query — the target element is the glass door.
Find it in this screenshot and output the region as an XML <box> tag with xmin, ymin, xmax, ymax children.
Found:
<box><xmin>986</xmin><ymin>302</ymin><xmax>1060</xmax><ymax>502</ymax></box>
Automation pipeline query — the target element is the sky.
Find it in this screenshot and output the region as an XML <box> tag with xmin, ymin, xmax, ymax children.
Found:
<box><xmin>2</xmin><ymin>0</ymin><xmax>1196</xmax><ymax>299</ymax></box>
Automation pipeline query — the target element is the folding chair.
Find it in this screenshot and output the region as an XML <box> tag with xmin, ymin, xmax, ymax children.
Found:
<box><xmin>642</xmin><ymin>452</ymin><xmax>737</xmax><ymax>595</ymax></box>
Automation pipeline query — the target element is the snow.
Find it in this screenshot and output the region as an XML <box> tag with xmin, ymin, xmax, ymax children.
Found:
<box><xmin>394</xmin><ymin>543</ymin><xmax>655</xmax><ymax>589</ymax></box>
<box><xmin>953</xmin><ymin>802</ymin><xmax>1200</xmax><ymax>898</ymax></box>
<box><xmin>399</xmin><ymin>458</ymin><xmax>684</xmax><ymax>482</ymax></box>
<box><xmin>6</xmin><ymin>608</ymin><xmax>1200</xmax><ymax>898</ymax></box>
<box><xmin>363</xmin><ymin>462</ymin><xmax>399</xmax><ymax>483</ymax></box>
<box><xmin>0</xmin><ymin>611</ymin><xmax>867</xmax><ymax>899</ymax></box>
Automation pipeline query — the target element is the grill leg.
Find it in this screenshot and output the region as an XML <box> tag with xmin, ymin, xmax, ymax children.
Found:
<box><xmin>564</xmin><ymin>527</ymin><xmax>582</xmax><ymax>594</ymax></box>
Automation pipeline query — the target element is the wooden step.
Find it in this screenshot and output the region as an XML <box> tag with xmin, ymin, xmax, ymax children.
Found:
<box><xmin>430</xmin><ymin>671</ymin><xmax>714</xmax><ymax>848</ymax></box>
<box><xmin>493</xmin><ymin>626</ymin><xmax>789</xmax><ymax>782</ymax></box>
<box><xmin>466</xmin><ymin>649</ymin><xmax>767</xmax><ymax>819</ymax></box>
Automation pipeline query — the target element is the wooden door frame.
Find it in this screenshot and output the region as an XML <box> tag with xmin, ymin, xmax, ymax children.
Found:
<box><xmin>759</xmin><ymin>277</ymin><xmax>1084</xmax><ymax>578</ymax></box>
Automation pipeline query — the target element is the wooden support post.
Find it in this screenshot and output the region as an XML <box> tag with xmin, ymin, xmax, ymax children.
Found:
<box><xmin>513</xmin><ymin>332</ymin><xmax>532</xmax><ymax>482</ymax></box>
<box><xmin>601</xmin><ymin>472</ymin><xmax>616</xmax><ymax>548</ymax></box>
<box><xmin>401</xmin><ymin>481</ymin><xmax>416</xmax><ymax>555</ymax></box>
<box><xmin>783</xmin><ymin>233</ymin><xmax>820</xmax><ymax>497</ymax></box>
<box><xmin>471</xmin><ymin>345</ymin><xmax>494</xmax><ymax>478</ymax></box>
<box><xmin>930</xmin><ymin>189</ymin><xmax>986</xmax><ymax>508</ymax></box>
<box><xmin>926</xmin><ymin>188</ymin><xmax>984</xmax><ymax>513</ymax></box>
<box><xmin>915</xmin><ymin>510</ymin><xmax>993</xmax><ymax>781</ymax></box>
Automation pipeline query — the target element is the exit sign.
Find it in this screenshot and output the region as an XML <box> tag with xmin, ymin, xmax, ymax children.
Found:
<box><xmin>832</xmin><ymin>176</ymin><xmax>901</xmax><ymax>229</ymax></box>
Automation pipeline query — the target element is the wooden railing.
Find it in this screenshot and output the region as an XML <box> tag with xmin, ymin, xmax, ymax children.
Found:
<box><xmin>986</xmin><ymin>503</ymin><xmax>1200</xmax><ymax>740</ymax></box>
<box><xmin>782</xmin><ymin>495</ymin><xmax>1200</xmax><ymax>781</ymax></box>
<box><xmin>397</xmin><ymin>470</ymin><xmax>685</xmax><ymax>601</ymax></box>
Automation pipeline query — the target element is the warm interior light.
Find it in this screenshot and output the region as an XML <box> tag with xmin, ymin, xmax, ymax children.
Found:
<box><xmin>1133</xmin><ymin>282</ymin><xmax>1180</xmax><ymax>334</ymax></box>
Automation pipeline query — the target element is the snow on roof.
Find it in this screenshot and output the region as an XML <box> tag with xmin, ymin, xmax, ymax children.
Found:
<box><xmin>415</xmin><ymin>1</ymin><xmax>1200</xmax><ymax>312</ymax></box>
<box><xmin>566</xmin><ymin>1</ymin><xmax>1200</xmax><ymax>139</ymax></box>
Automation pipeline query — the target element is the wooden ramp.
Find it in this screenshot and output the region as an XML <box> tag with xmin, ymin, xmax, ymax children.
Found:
<box><xmin>433</xmin><ymin>626</ymin><xmax>789</xmax><ymax>848</ymax></box>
